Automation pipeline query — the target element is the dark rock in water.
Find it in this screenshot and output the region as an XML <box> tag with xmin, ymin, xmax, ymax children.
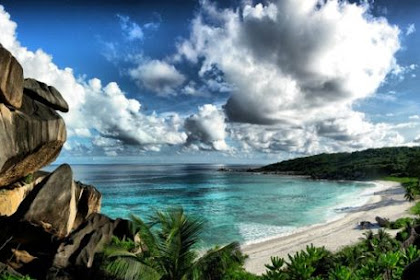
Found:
<box><xmin>218</xmin><ymin>168</ymin><xmax>231</xmax><ymax>172</ymax></box>
<box><xmin>0</xmin><ymin>45</ymin><xmax>23</xmax><ymax>108</ymax></box>
<box><xmin>0</xmin><ymin>94</ymin><xmax>66</xmax><ymax>187</ymax></box>
<box><xmin>16</xmin><ymin>164</ymin><xmax>77</xmax><ymax>238</ymax></box>
<box><xmin>51</xmin><ymin>213</ymin><xmax>131</xmax><ymax>275</ymax></box>
<box><xmin>73</xmin><ymin>181</ymin><xmax>102</xmax><ymax>230</ymax></box>
<box><xmin>359</xmin><ymin>221</ymin><xmax>374</xmax><ymax>229</ymax></box>
<box><xmin>376</xmin><ymin>216</ymin><xmax>390</xmax><ymax>227</ymax></box>
<box><xmin>23</xmin><ymin>78</ymin><xmax>69</xmax><ymax>112</ymax></box>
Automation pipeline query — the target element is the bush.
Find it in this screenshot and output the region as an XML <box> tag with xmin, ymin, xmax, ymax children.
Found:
<box><xmin>22</xmin><ymin>173</ymin><xmax>33</xmax><ymax>184</ymax></box>
<box><xmin>388</xmin><ymin>217</ymin><xmax>414</xmax><ymax>229</ymax></box>
<box><xmin>410</xmin><ymin>201</ymin><xmax>420</xmax><ymax>215</ymax></box>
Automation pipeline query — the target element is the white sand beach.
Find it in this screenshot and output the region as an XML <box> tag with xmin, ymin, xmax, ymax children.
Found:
<box><xmin>242</xmin><ymin>181</ymin><xmax>415</xmax><ymax>275</ymax></box>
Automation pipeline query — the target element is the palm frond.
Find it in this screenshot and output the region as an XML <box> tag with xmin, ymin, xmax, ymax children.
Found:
<box><xmin>105</xmin><ymin>256</ymin><xmax>161</xmax><ymax>280</ymax></box>
<box><xmin>130</xmin><ymin>214</ymin><xmax>159</xmax><ymax>256</ymax></box>
<box><xmin>192</xmin><ymin>241</ymin><xmax>241</xmax><ymax>278</ymax></box>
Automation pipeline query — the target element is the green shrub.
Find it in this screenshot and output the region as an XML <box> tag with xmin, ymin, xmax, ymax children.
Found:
<box><xmin>388</xmin><ymin>217</ymin><xmax>414</xmax><ymax>229</ymax></box>
<box><xmin>410</xmin><ymin>201</ymin><xmax>420</xmax><ymax>215</ymax></box>
<box><xmin>22</xmin><ymin>173</ymin><xmax>33</xmax><ymax>184</ymax></box>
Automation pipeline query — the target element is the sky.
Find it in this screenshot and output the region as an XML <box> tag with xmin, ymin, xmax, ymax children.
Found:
<box><xmin>0</xmin><ymin>0</ymin><xmax>419</xmax><ymax>164</ymax></box>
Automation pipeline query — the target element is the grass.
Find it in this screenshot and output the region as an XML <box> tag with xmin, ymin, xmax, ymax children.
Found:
<box><xmin>410</xmin><ymin>201</ymin><xmax>420</xmax><ymax>215</ymax></box>
<box><xmin>382</xmin><ymin>176</ymin><xmax>419</xmax><ymax>184</ymax></box>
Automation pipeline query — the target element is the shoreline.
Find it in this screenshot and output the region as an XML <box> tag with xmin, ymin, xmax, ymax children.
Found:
<box><xmin>242</xmin><ymin>180</ymin><xmax>414</xmax><ymax>275</ymax></box>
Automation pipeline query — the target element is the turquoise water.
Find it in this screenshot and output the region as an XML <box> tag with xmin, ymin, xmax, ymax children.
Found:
<box><xmin>53</xmin><ymin>164</ymin><xmax>374</xmax><ymax>247</ymax></box>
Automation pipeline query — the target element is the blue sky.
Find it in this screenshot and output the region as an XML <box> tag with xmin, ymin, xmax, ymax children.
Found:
<box><xmin>0</xmin><ymin>0</ymin><xmax>419</xmax><ymax>164</ymax></box>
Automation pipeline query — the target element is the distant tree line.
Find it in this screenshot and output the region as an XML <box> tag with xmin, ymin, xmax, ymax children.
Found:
<box><xmin>256</xmin><ymin>147</ymin><xmax>420</xmax><ymax>180</ymax></box>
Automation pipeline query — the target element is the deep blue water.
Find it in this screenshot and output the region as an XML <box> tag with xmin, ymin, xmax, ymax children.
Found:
<box><xmin>46</xmin><ymin>164</ymin><xmax>374</xmax><ymax>247</ymax></box>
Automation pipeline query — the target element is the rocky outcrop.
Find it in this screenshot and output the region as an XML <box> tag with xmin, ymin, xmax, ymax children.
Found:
<box><xmin>0</xmin><ymin>93</ymin><xmax>66</xmax><ymax>187</ymax></box>
<box><xmin>0</xmin><ymin>45</ymin><xmax>130</xmax><ymax>280</ymax></box>
<box><xmin>18</xmin><ymin>164</ymin><xmax>77</xmax><ymax>237</ymax></box>
<box><xmin>0</xmin><ymin>171</ymin><xmax>48</xmax><ymax>216</ymax></box>
<box><xmin>73</xmin><ymin>182</ymin><xmax>102</xmax><ymax>230</ymax></box>
<box><xmin>0</xmin><ymin>45</ymin><xmax>23</xmax><ymax>108</ymax></box>
<box><xmin>53</xmin><ymin>213</ymin><xmax>131</xmax><ymax>270</ymax></box>
<box><xmin>24</xmin><ymin>78</ymin><xmax>69</xmax><ymax>112</ymax></box>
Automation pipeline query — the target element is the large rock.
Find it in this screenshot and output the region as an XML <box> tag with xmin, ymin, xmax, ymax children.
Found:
<box><xmin>24</xmin><ymin>78</ymin><xmax>69</xmax><ymax>112</ymax></box>
<box><xmin>18</xmin><ymin>164</ymin><xmax>77</xmax><ymax>237</ymax></box>
<box><xmin>0</xmin><ymin>171</ymin><xmax>48</xmax><ymax>216</ymax></box>
<box><xmin>0</xmin><ymin>93</ymin><xmax>66</xmax><ymax>187</ymax></box>
<box><xmin>52</xmin><ymin>213</ymin><xmax>131</xmax><ymax>270</ymax></box>
<box><xmin>73</xmin><ymin>182</ymin><xmax>102</xmax><ymax>230</ymax></box>
<box><xmin>0</xmin><ymin>45</ymin><xmax>23</xmax><ymax>108</ymax></box>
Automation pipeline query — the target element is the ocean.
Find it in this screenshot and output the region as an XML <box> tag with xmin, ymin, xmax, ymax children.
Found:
<box><xmin>47</xmin><ymin>164</ymin><xmax>375</xmax><ymax>248</ymax></box>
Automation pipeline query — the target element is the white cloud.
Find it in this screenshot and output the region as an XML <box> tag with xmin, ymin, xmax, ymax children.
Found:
<box><xmin>184</xmin><ymin>104</ymin><xmax>229</xmax><ymax>151</ymax></box>
<box><xmin>129</xmin><ymin>59</ymin><xmax>185</xmax><ymax>96</ymax></box>
<box><xmin>0</xmin><ymin>3</ymin><xmax>412</xmax><ymax>158</ymax></box>
<box><xmin>174</xmin><ymin>0</ymin><xmax>407</xmax><ymax>153</ymax></box>
<box><xmin>409</xmin><ymin>115</ymin><xmax>420</xmax><ymax>120</ymax></box>
<box><xmin>0</xmin><ymin>6</ymin><xmax>187</xmax><ymax>155</ymax></box>
<box><xmin>391</xmin><ymin>63</ymin><xmax>418</xmax><ymax>81</ymax></box>
<box><xmin>117</xmin><ymin>14</ymin><xmax>144</xmax><ymax>41</ymax></box>
<box><xmin>229</xmin><ymin>109</ymin><xmax>405</xmax><ymax>155</ymax></box>
<box><xmin>177</xmin><ymin>0</ymin><xmax>401</xmax><ymax>126</ymax></box>
<box><xmin>406</xmin><ymin>23</ymin><xmax>416</xmax><ymax>36</ymax></box>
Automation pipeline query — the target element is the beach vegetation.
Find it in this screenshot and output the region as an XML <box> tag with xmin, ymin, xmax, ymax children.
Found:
<box><xmin>22</xmin><ymin>173</ymin><xmax>33</xmax><ymax>184</ymax></box>
<box><xmin>99</xmin><ymin>207</ymin><xmax>420</xmax><ymax>280</ymax></box>
<box><xmin>103</xmin><ymin>207</ymin><xmax>245</xmax><ymax>280</ymax></box>
<box><xmin>384</xmin><ymin>217</ymin><xmax>414</xmax><ymax>230</ymax></box>
<box><xmin>410</xmin><ymin>201</ymin><xmax>420</xmax><ymax>215</ymax></box>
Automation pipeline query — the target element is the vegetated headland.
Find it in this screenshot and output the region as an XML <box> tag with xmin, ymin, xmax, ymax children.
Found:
<box><xmin>254</xmin><ymin>146</ymin><xmax>420</xmax><ymax>180</ymax></box>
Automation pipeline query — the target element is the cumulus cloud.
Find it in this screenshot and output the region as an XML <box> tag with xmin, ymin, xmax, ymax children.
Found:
<box><xmin>409</xmin><ymin>115</ymin><xmax>420</xmax><ymax>120</ymax></box>
<box><xmin>0</xmin><ymin>2</ymin><xmax>412</xmax><ymax>158</ymax></box>
<box><xmin>129</xmin><ymin>59</ymin><xmax>186</xmax><ymax>96</ymax></box>
<box><xmin>0</xmin><ymin>6</ymin><xmax>187</xmax><ymax>155</ymax></box>
<box><xmin>229</xmin><ymin>110</ymin><xmax>405</xmax><ymax>155</ymax></box>
<box><xmin>178</xmin><ymin>0</ymin><xmax>401</xmax><ymax>126</ymax></box>
<box><xmin>184</xmin><ymin>104</ymin><xmax>229</xmax><ymax>151</ymax></box>
<box><xmin>175</xmin><ymin>0</ymin><xmax>408</xmax><ymax>153</ymax></box>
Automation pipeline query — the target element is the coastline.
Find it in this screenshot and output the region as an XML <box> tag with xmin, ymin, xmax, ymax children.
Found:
<box><xmin>242</xmin><ymin>180</ymin><xmax>414</xmax><ymax>275</ymax></box>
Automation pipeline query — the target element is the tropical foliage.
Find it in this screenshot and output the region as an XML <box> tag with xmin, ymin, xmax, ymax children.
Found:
<box><xmin>102</xmin><ymin>208</ymin><xmax>245</xmax><ymax>280</ymax></box>
<box><xmin>260</xmin><ymin>232</ymin><xmax>420</xmax><ymax>280</ymax></box>
<box><xmin>98</xmin><ymin>205</ymin><xmax>420</xmax><ymax>280</ymax></box>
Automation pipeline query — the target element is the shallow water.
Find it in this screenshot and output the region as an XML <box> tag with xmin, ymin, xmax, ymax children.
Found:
<box><xmin>46</xmin><ymin>164</ymin><xmax>374</xmax><ymax>247</ymax></box>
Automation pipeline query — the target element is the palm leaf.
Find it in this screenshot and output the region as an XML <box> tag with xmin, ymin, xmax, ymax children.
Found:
<box><xmin>105</xmin><ymin>256</ymin><xmax>161</xmax><ymax>280</ymax></box>
<box><xmin>130</xmin><ymin>214</ymin><xmax>160</xmax><ymax>257</ymax></box>
<box><xmin>192</xmin><ymin>242</ymin><xmax>241</xmax><ymax>278</ymax></box>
